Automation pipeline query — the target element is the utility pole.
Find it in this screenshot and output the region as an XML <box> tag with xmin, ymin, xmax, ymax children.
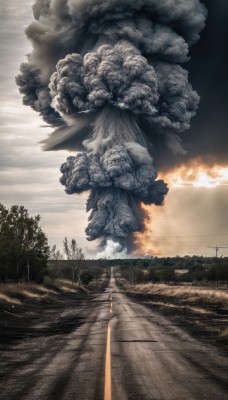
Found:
<box><xmin>208</xmin><ymin>245</ymin><xmax>228</xmax><ymax>258</ymax></box>
<box><xmin>208</xmin><ymin>245</ymin><xmax>228</xmax><ymax>289</ymax></box>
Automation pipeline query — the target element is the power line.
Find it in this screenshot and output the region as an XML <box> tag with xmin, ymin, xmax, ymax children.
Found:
<box><xmin>150</xmin><ymin>234</ymin><xmax>228</xmax><ymax>238</ymax></box>
<box><xmin>208</xmin><ymin>245</ymin><xmax>228</xmax><ymax>257</ymax></box>
<box><xmin>138</xmin><ymin>233</ymin><xmax>228</xmax><ymax>240</ymax></box>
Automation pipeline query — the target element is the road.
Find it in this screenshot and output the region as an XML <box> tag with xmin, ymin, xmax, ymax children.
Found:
<box><xmin>0</xmin><ymin>271</ymin><xmax>227</xmax><ymax>400</ymax></box>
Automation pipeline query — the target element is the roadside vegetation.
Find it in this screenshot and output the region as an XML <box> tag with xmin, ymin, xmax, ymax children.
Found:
<box><xmin>116</xmin><ymin>261</ymin><xmax>228</xmax><ymax>310</ymax></box>
<box><xmin>0</xmin><ymin>269</ymin><xmax>109</xmax><ymax>305</ymax></box>
<box><xmin>116</xmin><ymin>263</ymin><xmax>228</xmax><ymax>344</ymax></box>
<box><xmin>0</xmin><ymin>280</ymin><xmax>85</xmax><ymax>305</ymax></box>
<box><xmin>0</xmin><ymin>203</ymin><xmax>109</xmax><ymax>304</ymax></box>
<box><xmin>122</xmin><ymin>282</ymin><xmax>228</xmax><ymax>306</ymax></box>
<box><xmin>0</xmin><ymin>203</ymin><xmax>49</xmax><ymax>283</ymax></box>
<box><xmin>117</xmin><ymin>260</ymin><xmax>228</xmax><ymax>286</ymax></box>
<box><xmin>48</xmin><ymin>238</ymin><xmax>105</xmax><ymax>287</ymax></box>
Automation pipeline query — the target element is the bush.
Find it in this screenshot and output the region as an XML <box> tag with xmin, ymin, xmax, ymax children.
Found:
<box><xmin>80</xmin><ymin>269</ymin><xmax>94</xmax><ymax>285</ymax></box>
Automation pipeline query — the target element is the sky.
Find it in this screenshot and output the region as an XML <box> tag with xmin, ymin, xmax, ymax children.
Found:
<box><xmin>0</xmin><ymin>0</ymin><xmax>228</xmax><ymax>258</ymax></box>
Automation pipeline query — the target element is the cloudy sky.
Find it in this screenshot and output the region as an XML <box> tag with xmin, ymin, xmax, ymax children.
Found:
<box><xmin>0</xmin><ymin>0</ymin><xmax>228</xmax><ymax>258</ymax></box>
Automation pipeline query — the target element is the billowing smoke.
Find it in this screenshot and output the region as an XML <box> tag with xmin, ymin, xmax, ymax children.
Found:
<box><xmin>16</xmin><ymin>0</ymin><xmax>207</xmax><ymax>255</ymax></box>
<box><xmin>97</xmin><ymin>239</ymin><xmax>127</xmax><ymax>259</ymax></box>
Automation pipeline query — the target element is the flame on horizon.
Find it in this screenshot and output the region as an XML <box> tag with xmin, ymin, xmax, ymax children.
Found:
<box><xmin>133</xmin><ymin>160</ymin><xmax>228</xmax><ymax>257</ymax></box>
<box><xmin>161</xmin><ymin>160</ymin><xmax>228</xmax><ymax>189</ymax></box>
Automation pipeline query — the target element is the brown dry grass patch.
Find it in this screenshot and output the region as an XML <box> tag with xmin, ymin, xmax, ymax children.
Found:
<box><xmin>0</xmin><ymin>279</ymin><xmax>90</xmax><ymax>305</ymax></box>
<box><xmin>0</xmin><ymin>283</ymin><xmax>54</xmax><ymax>304</ymax></box>
<box><xmin>53</xmin><ymin>279</ymin><xmax>90</xmax><ymax>293</ymax></box>
<box><xmin>131</xmin><ymin>283</ymin><xmax>228</xmax><ymax>306</ymax></box>
<box><xmin>220</xmin><ymin>327</ymin><xmax>228</xmax><ymax>337</ymax></box>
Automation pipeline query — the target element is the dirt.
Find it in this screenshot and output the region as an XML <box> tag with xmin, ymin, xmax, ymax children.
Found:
<box><xmin>0</xmin><ymin>293</ymin><xmax>86</xmax><ymax>347</ymax></box>
<box><xmin>0</xmin><ymin>277</ymin><xmax>112</xmax><ymax>349</ymax></box>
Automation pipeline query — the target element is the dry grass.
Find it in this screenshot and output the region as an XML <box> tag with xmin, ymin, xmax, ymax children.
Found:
<box><xmin>0</xmin><ymin>283</ymin><xmax>54</xmax><ymax>304</ymax></box>
<box><xmin>220</xmin><ymin>327</ymin><xmax>228</xmax><ymax>338</ymax></box>
<box><xmin>0</xmin><ymin>279</ymin><xmax>91</xmax><ymax>305</ymax></box>
<box><xmin>0</xmin><ymin>293</ymin><xmax>22</xmax><ymax>305</ymax></box>
<box><xmin>0</xmin><ymin>279</ymin><xmax>89</xmax><ymax>305</ymax></box>
<box><xmin>131</xmin><ymin>283</ymin><xmax>228</xmax><ymax>306</ymax></box>
<box><xmin>52</xmin><ymin>279</ymin><xmax>90</xmax><ymax>293</ymax></box>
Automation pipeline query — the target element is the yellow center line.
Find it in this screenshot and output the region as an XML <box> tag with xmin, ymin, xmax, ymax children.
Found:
<box><xmin>104</xmin><ymin>291</ymin><xmax>112</xmax><ymax>400</ymax></box>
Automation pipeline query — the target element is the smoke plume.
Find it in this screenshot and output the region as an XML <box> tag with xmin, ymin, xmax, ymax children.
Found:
<box><xmin>16</xmin><ymin>0</ymin><xmax>207</xmax><ymax>254</ymax></box>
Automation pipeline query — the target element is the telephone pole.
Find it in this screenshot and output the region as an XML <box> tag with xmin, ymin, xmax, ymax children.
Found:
<box><xmin>208</xmin><ymin>245</ymin><xmax>228</xmax><ymax>258</ymax></box>
<box><xmin>208</xmin><ymin>245</ymin><xmax>228</xmax><ymax>289</ymax></box>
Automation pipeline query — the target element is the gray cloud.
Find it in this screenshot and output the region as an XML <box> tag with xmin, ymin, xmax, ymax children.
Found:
<box><xmin>16</xmin><ymin>0</ymin><xmax>207</xmax><ymax>252</ymax></box>
<box><xmin>16</xmin><ymin>63</ymin><xmax>63</xmax><ymax>126</ymax></box>
<box><xmin>50</xmin><ymin>42</ymin><xmax>159</xmax><ymax>115</ymax></box>
<box><xmin>60</xmin><ymin>144</ymin><xmax>168</xmax><ymax>203</ymax></box>
<box><xmin>16</xmin><ymin>0</ymin><xmax>206</xmax><ymax>138</ymax></box>
<box><xmin>86</xmin><ymin>189</ymin><xmax>138</xmax><ymax>243</ymax></box>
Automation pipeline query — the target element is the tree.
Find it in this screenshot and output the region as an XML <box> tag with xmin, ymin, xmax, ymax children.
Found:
<box><xmin>0</xmin><ymin>203</ymin><xmax>49</xmax><ymax>282</ymax></box>
<box><xmin>159</xmin><ymin>268</ymin><xmax>176</xmax><ymax>283</ymax></box>
<box><xmin>48</xmin><ymin>245</ymin><xmax>63</xmax><ymax>282</ymax></box>
<box><xmin>148</xmin><ymin>267</ymin><xmax>160</xmax><ymax>283</ymax></box>
<box><xmin>80</xmin><ymin>269</ymin><xmax>94</xmax><ymax>285</ymax></box>
<box><xmin>63</xmin><ymin>237</ymin><xmax>85</xmax><ymax>283</ymax></box>
<box><xmin>0</xmin><ymin>204</ymin><xmax>10</xmax><ymax>281</ymax></box>
<box><xmin>92</xmin><ymin>265</ymin><xmax>103</xmax><ymax>285</ymax></box>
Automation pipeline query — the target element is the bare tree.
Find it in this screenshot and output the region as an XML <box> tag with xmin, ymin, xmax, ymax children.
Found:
<box><xmin>49</xmin><ymin>245</ymin><xmax>63</xmax><ymax>282</ymax></box>
<box><xmin>63</xmin><ymin>238</ymin><xmax>85</xmax><ymax>284</ymax></box>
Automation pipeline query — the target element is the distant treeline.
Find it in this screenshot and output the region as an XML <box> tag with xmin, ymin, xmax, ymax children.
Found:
<box><xmin>106</xmin><ymin>256</ymin><xmax>228</xmax><ymax>268</ymax></box>
<box><xmin>116</xmin><ymin>260</ymin><xmax>228</xmax><ymax>285</ymax></box>
<box><xmin>1</xmin><ymin>200</ymin><xmax>227</xmax><ymax>286</ymax></box>
<box><xmin>47</xmin><ymin>259</ymin><xmax>108</xmax><ymax>286</ymax></box>
<box><xmin>48</xmin><ymin>257</ymin><xmax>228</xmax><ymax>285</ymax></box>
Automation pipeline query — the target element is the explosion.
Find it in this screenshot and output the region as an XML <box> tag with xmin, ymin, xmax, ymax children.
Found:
<box><xmin>16</xmin><ymin>0</ymin><xmax>207</xmax><ymax>255</ymax></box>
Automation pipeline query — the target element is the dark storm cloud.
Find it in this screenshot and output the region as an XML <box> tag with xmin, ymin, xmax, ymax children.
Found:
<box><xmin>49</xmin><ymin>42</ymin><xmax>159</xmax><ymax>115</ymax></box>
<box><xmin>17</xmin><ymin>0</ymin><xmax>207</xmax><ymax>251</ymax></box>
<box><xmin>60</xmin><ymin>144</ymin><xmax>168</xmax><ymax>203</ymax></box>
<box><xmin>85</xmin><ymin>188</ymin><xmax>138</xmax><ymax>242</ymax></box>
<box><xmin>16</xmin><ymin>63</ymin><xmax>63</xmax><ymax>126</ymax></box>
<box><xmin>187</xmin><ymin>0</ymin><xmax>228</xmax><ymax>165</ymax></box>
<box><xmin>155</xmin><ymin>0</ymin><xmax>228</xmax><ymax>170</ymax></box>
<box><xmin>49</xmin><ymin>43</ymin><xmax>199</xmax><ymax>155</ymax></box>
<box><xmin>16</xmin><ymin>0</ymin><xmax>206</xmax><ymax>137</ymax></box>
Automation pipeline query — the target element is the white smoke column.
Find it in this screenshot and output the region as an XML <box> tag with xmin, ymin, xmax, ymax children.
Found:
<box><xmin>16</xmin><ymin>0</ymin><xmax>207</xmax><ymax>254</ymax></box>
<box><xmin>97</xmin><ymin>240</ymin><xmax>127</xmax><ymax>259</ymax></box>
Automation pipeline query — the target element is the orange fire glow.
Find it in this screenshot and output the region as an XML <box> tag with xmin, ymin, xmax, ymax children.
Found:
<box><xmin>133</xmin><ymin>205</ymin><xmax>162</xmax><ymax>257</ymax></box>
<box><xmin>160</xmin><ymin>159</ymin><xmax>228</xmax><ymax>188</ymax></box>
<box><xmin>133</xmin><ymin>160</ymin><xmax>228</xmax><ymax>257</ymax></box>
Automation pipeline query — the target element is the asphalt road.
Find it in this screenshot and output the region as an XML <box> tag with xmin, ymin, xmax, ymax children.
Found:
<box><xmin>110</xmin><ymin>277</ymin><xmax>228</xmax><ymax>400</ymax></box>
<box><xmin>0</xmin><ymin>272</ymin><xmax>227</xmax><ymax>400</ymax></box>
